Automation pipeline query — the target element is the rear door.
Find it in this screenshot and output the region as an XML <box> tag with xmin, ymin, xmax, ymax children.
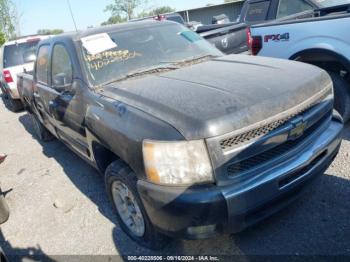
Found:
<box><xmin>34</xmin><ymin>44</ymin><xmax>55</xmax><ymax>126</ymax></box>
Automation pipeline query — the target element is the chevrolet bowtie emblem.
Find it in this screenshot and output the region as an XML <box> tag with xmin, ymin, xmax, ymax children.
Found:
<box><xmin>289</xmin><ymin>119</ymin><xmax>307</xmax><ymax>140</ymax></box>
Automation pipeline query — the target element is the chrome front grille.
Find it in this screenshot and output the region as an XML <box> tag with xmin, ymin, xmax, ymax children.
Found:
<box><xmin>219</xmin><ymin>91</ymin><xmax>331</xmax><ymax>151</ymax></box>
<box><xmin>220</xmin><ymin>118</ymin><xmax>289</xmax><ymax>150</ymax></box>
<box><xmin>226</xmin><ymin>109</ymin><xmax>332</xmax><ymax>177</ymax></box>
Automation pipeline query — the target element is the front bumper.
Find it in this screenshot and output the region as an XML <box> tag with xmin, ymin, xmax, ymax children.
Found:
<box><xmin>138</xmin><ymin>115</ymin><xmax>343</xmax><ymax>239</ymax></box>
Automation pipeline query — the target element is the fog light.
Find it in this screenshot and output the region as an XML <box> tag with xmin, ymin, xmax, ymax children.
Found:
<box><xmin>187</xmin><ymin>224</ymin><xmax>216</xmax><ymax>236</ymax></box>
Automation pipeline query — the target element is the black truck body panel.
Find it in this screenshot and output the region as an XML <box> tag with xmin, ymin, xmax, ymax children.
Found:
<box><xmin>100</xmin><ymin>55</ymin><xmax>331</xmax><ymax>140</ymax></box>
<box><xmin>17</xmin><ymin>21</ymin><xmax>342</xmax><ymax>240</ymax></box>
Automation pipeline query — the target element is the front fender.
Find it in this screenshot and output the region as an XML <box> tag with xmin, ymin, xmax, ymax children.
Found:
<box><xmin>85</xmin><ymin>97</ymin><xmax>184</xmax><ymax>178</ymax></box>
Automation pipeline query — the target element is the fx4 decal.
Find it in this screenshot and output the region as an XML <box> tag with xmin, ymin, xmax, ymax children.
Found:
<box><xmin>264</xmin><ymin>33</ymin><xmax>290</xmax><ymax>43</ymax></box>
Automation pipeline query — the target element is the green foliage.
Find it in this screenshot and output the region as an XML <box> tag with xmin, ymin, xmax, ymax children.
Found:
<box><xmin>0</xmin><ymin>32</ymin><xmax>5</xmax><ymax>46</ymax></box>
<box><xmin>0</xmin><ymin>0</ymin><xmax>17</xmax><ymax>41</ymax></box>
<box><xmin>104</xmin><ymin>0</ymin><xmax>144</xmax><ymax>20</ymax></box>
<box><xmin>101</xmin><ymin>15</ymin><xmax>127</xmax><ymax>26</ymax></box>
<box><xmin>102</xmin><ymin>4</ymin><xmax>176</xmax><ymax>25</ymax></box>
<box><xmin>143</xmin><ymin>6</ymin><xmax>175</xmax><ymax>16</ymax></box>
<box><xmin>37</xmin><ymin>29</ymin><xmax>64</xmax><ymax>35</ymax></box>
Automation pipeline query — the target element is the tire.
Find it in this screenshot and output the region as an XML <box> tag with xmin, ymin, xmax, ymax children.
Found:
<box><xmin>329</xmin><ymin>72</ymin><xmax>350</xmax><ymax>122</ymax></box>
<box><xmin>105</xmin><ymin>160</ymin><xmax>170</xmax><ymax>250</ymax></box>
<box><xmin>29</xmin><ymin>113</ymin><xmax>54</xmax><ymax>142</ymax></box>
<box><xmin>7</xmin><ymin>97</ymin><xmax>24</xmax><ymax>112</ymax></box>
<box><xmin>0</xmin><ymin>193</ymin><xmax>9</xmax><ymax>225</ymax></box>
<box><xmin>0</xmin><ymin>84</ymin><xmax>9</xmax><ymax>99</ymax></box>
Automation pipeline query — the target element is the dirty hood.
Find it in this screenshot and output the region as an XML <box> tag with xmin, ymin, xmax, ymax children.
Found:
<box><xmin>100</xmin><ymin>54</ymin><xmax>332</xmax><ymax>140</ymax></box>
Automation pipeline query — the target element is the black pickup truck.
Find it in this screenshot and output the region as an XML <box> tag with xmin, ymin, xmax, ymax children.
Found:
<box><xmin>17</xmin><ymin>21</ymin><xmax>342</xmax><ymax>249</ymax></box>
<box><xmin>199</xmin><ymin>0</ymin><xmax>329</xmax><ymax>54</ymax></box>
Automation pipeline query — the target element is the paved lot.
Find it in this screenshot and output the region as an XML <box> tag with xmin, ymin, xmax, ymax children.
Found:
<box><xmin>0</xmin><ymin>96</ymin><xmax>349</xmax><ymax>259</ymax></box>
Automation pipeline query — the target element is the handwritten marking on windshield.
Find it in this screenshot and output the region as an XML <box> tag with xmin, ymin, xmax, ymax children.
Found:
<box><xmin>84</xmin><ymin>50</ymin><xmax>142</xmax><ymax>71</ymax></box>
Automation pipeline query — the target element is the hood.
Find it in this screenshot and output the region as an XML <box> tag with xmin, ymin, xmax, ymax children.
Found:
<box><xmin>100</xmin><ymin>54</ymin><xmax>332</xmax><ymax>140</ymax></box>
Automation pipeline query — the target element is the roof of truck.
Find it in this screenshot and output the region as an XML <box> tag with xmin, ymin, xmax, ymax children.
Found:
<box><xmin>53</xmin><ymin>20</ymin><xmax>175</xmax><ymax>42</ymax></box>
<box><xmin>3</xmin><ymin>35</ymin><xmax>50</xmax><ymax>46</ymax></box>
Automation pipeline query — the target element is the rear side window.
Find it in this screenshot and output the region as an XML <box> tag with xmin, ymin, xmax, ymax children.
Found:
<box><xmin>277</xmin><ymin>0</ymin><xmax>313</xmax><ymax>19</ymax></box>
<box><xmin>36</xmin><ymin>45</ymin><xmax>50</xmax><ymax>84</ymax></box>
<box><xmin>245</xmin><ymin>1</ymin><xmax>270</xmax><ymax>22</ymax></box>
<box><xmin>3</xmin><ymin>41</ymin><xmax>39</xmax><ymax>68</ymax></box>
<box><xmin>51</xmin><ymin>44</ymin><xmax>73</xmax><ymax>85</ymax></box>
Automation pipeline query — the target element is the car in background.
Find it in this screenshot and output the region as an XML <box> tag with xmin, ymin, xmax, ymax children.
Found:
<box><xmin>197</xmin><ymin>0</ymin><xmax>334</xmax><ymax>55</ymax></box>
<box><xmin>0</xmin><ymin>35</ymin><xmax>49</xmax><ymax>112</ymax></box>
<box><xmin>154</xmin><ymin>13</ymin><xmax>186</xmax><ymax>24</ymax></box>
<box><xmin>249</xmin><ymin>1</ymin><xmax>350</xmax><ymax>122</ymax></box>
<box><xmin>131</xmin><ymin>12</ymin><xmax>186</xmax><ymax>25</ymax></box>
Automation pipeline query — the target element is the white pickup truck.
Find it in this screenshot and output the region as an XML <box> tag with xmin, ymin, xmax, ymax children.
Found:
<box><xmin>248</xmin><ymin>1</ymin><xmax>350</xmax><ymax>121</ymax></box>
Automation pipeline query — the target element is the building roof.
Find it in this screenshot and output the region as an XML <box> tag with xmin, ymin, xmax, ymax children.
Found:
<box><xmin>178</xmin><ymin>0</ymin><xmax>244</xmax><ymax>13</ymax></box>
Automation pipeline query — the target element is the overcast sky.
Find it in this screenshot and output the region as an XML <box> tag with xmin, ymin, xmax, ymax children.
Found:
<box><xmin>13</xmin><ymin>0</ymin><xmax>225</xmax><ymax>35</ymax></box>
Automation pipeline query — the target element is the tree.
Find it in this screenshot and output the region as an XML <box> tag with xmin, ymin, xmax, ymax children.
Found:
<box><xmin>0</xmin><ymin>0</ymin><xmax>17</xmax><ymax>40</ymax></box>
<box><xmin>137</xmin><ymin>6</ymin><xmax>175</xmax><ymax>18</ymax></box>
<box><xmin>0</xmin><ymin>32</ymin><xmax>5</xmax><ymax>46</ymax></box>
<box><xmin>37</xmin><ymin>29</ymin><xmax>64</xmax><ymax>35</ymax></box>
<box><xmin>147</xmin><ymin>6</ymin><xmax>175</xmax><ymax>16</ymax></box>
<box><xmin>101</xmin><ymin>15</ymin><xmax>127</xmax><ymax>26</ymax></box>
<box><xmin>104</xmin><ymin>0</ymin><xmax>145</xmax><ymax>20</ymax></box>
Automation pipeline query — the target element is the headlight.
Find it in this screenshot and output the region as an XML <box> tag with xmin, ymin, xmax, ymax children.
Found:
<box><xmin>143</xmin><ymin>140</ymin><xmax>214</xmax><ymax>185</ymax></box>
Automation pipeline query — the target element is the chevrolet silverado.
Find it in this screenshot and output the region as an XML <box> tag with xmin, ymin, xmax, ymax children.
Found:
<box><xmin>17</xmin><ymin>21</ymin><xmax>342</xmax><ymax>249</ymax></box>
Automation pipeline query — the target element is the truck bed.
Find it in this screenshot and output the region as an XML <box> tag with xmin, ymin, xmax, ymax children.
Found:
<box><xmin>199</xmin><ymin>22</ymin><xmax>248</xmax><ymax>54</ymax></box>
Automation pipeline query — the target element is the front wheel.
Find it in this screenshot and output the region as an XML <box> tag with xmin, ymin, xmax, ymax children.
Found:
<box><xmin>105</xmin><ymin>160</ymin><xmax>170</xmax><ymax>250</ymax></box>
<box><xmin>329</xmin><ymin>72</ymin><xmax>350</xmax><ymax>122</ymax></box>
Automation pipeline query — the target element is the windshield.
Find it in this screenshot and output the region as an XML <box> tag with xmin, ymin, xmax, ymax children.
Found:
<box><xmin>3</xmin><ymin>41</ymin><xmax>39</xmax><ymax>68</ymax></box>
<box><xmin>80</xmin><ymin>23</ymin><xmax>222</xmax><ymax>86</ymax></box>
<box><xmin>314</xmin><ymin>0</ymin><xmax>350</xmax><ymax>7</ymax></box>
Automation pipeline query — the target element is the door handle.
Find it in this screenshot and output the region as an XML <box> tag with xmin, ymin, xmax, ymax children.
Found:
<box><xmin>48</xmin><ymin>100</ymin><xmax>58</xmax><ymax>112</ymax></box>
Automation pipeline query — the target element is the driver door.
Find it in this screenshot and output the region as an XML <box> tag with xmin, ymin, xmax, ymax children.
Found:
<box><xmin>36</xmin><ymin>43</ymin><xmax>88</xmax><ymax>156</ymax></box>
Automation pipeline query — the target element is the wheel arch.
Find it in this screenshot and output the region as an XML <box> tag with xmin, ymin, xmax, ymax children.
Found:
<box><xmin>289</xmin><ymin>48</ymin><xmax>350</xmax><ymax>74</ymax></box>
<box><xmin>91</xmin><ymin>140</ymin><xmax>120</xmax><ymax>175</ymax></box>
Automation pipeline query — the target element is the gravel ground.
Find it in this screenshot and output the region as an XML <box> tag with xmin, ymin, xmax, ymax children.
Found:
<box><xmin>0</xmin><ymin>96</ymin><xmax>349</xmax><ymax>260</ymax></box>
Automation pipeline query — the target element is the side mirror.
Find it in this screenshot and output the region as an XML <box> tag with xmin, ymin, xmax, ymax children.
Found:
<box><xmin>53</xmin><ymin>73</ymin><xmax>72</xmax><ymax>93</ymax></box>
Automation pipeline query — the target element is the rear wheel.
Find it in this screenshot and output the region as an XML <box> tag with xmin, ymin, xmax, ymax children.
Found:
<box><xmin>105</xmin><ymin>160</ymin><xmax>170</xmax><ymax>250</ymax></box>
<box><xmin>329</xmin><ymin>72</ymin><xmax>350</xmax><ymax>123</ymax></box>
<box><xmin>29</xmin><ymin>113</ymin><xmax>54</xmax><ymax>142</ymax></box>
<box><xmin>7</xmin><ymin>97</ymin><xmax>23</xmax><ymax>112</ymax></box>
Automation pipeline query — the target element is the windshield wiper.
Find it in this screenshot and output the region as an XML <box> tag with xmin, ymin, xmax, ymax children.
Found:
<box><xmin>102</xmin><ymin>65</ymin><xmax>180</xmax><ymax>86</ymax></box>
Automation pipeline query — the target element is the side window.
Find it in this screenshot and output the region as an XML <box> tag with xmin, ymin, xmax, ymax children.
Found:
<box><xmin>245</xmin><ymin>1</ymin><xmax>271</xmax><ymax>22</ymax></box>
<box><xmin>36</xmin><ymin>45</ymin><xmax>50</xmax><ymax>84</ymax></box>
<box><xmin>51</xmin><ymin>44</ymin><xmax>73</xmax><ymax>86</ymax></box>
<box><xmin>277</xmin><ymin>0</ymin><xmax>313</xmax><ymax>19</ymax></box>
